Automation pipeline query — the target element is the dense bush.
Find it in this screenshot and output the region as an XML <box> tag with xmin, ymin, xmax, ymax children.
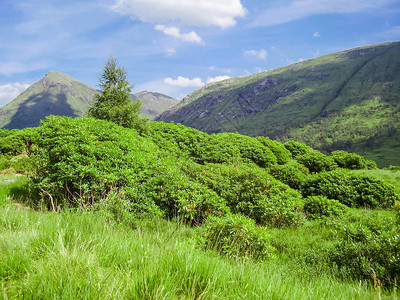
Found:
<box><xmin>217</xmin><ymin>132</ymin><xmax>277</xmax><ymax>167</ymax></box>
<box><xmin>256</xmin><ymin>136</ymin><xmax>291</xmax><ymax>165</ymax></box>
<box><xmin>302</xmin><ymin>170</ymin><xmax>398</xmax><ymax>208</ymax></box>
<box><xmin>284</xmin><ymin>140</ymin><xmax>312</xmax><ymax>158</ymax></box>
<box><xmin>29</xmin><ymin>116</ymin><xmax>227</xmax><ymax>223</ymax></box>
<box><xmin>0</xmin><ymin>127</ymin><xmax>39</xmax><ymax>156</ymax></box>
<box><xmin>186</xmin><ymin>162</ymin><xmax>305</xmax><ymax>227</ymax></box>
<box><xmin>330</xmin><ymin>215</ymin><xmax>400</xmax><ymax>288</ymax></box>
<box><xmin>150</xmin><ymin>122</ymin><xmax>278</xmax><ymax>167</ymax></box>
<box><xmin>331</xmin><ymin>150</ymin><xmax>377</xmax><ymax>170</ymax></box>
<box><xmin>268</xmin><ymin>161</ymin><xmax>309</xmax><ymax>189</ymax></box>
<box><xmin>202</xmin><ymin>214</ymin><xmax>276</xmax><ymax>261</ymax></box>
<box><xmin>303</xmin><ymin>196</ymin><xmax>348</xmax><ymax>220</ymax></box>
<box><xmin>284</xmin><ymin>140</ymin><xmax>338</xmax><ymax>173</ymax></box>
<box><xmin>296</xmin><ymin>150</ymin><xmax>338</xmax><ymax>173</ymax></box>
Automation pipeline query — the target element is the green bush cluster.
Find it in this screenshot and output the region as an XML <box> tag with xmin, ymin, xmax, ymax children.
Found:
<box><xmin>186</xmin><ymin>163</ymin><xmax>305</xmax><ymax>227</ymax></box>
<box><xmin>284</xmin><ymin>140</ymin><xmax>337</xmax><ymax>173</ymax></box>
<box><xmin>150</xmin><ymin>122</ymin><xmax>278</xmax><ymax>167</ymax></box>
<box><xmin>303</xmin><ymin>196</ymin><xmax>348</xmax><ymax>220</ymax></box>
<box><xmin>29</xmin><ymin>116</ymin><xmax>227</xmax><ymax>224</ymax></box>
<box><xmin>257</xmin><ymin>136</ymin><xmax>291</xmax><ymax>165</ymax></box>
<box><xmin>202</xmin><ymin>214</ymin><xmax>276</xmax><ymax>261</ymax></box>
<box><xmin>302</xmin><ymin>170</ymin><xmax>398</xmax><ymax>208</ymax></box>
<box><xmin>330</xmin><ymin>215</ymin><xmax>400</xmax><ymax>287</ymax></box>
<box><xmin>331</xmin><ymin>150</ymin><xmax>377</xmax><ymax>170</ymax></box>
<box><xmin>0</xmin><ymin>127</ymin><xmax>39</xmax><ymax>157</ymax></box>
<box><xmin>267</xmin><ymin>161</ymin><xmax>309</xmax><ymax>189</ymax></box>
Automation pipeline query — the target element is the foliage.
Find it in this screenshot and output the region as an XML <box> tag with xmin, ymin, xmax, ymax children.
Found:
<box><xmin>331</xmin><ymin>150</ymin><xmax>377</xmax><ymax>170</ymax></box>
<box><xmin>216</xmin><ymin>132</ymin><xmax>277</xmax><ymax>167</ymax></box>
<box><xmin>28</xmin><ymin>116</ymin><xmax>226</xmax><ymax>223</ymax></box>
<box><xmin>303</xmin><ymin>196</ymin><xmax>348</xmax><ymax>220</ymax></box>
<box><xmin>149</xmin><ymin>122</ymin><xmax>278</xmax><ymax>167</ymax></box>
<box><xmin>330</xmin><ymin>212</ymin><xmax>400</xmax><ymax>288</ymax></box>
<box><xmin>284</xmin><ymin>140</ymin><xmax>337</xmax><ymax>173</ymax></box>
<box><xmin>256</xmin><ymin>136</ymin><xmax>291</xmax><ymax>164</ymax></box>
<box><xmin>201</xmin><ymin>214</ymin><xmax>276</xmax><ymax>261</ymax></box>
<box><xmin>296</xmin><ymin>150</ymin><xmax>338</xmax><ymax>173</ymax></box>
<box><xmin>302</xmin><ymin>170</ymin><xmax>398</xmax><ymax>208</ymax></box>
<box><xmin>0</xmin><ymin>127</ymin><xmax>39</xmax><ymax>157</ymax></box>
<box><xmin>268</xmin><ymin>160</ymin><xmax>309</xmax><ymax>189</ymax></box>
<box><xmin>284</xmin><ymin>140</ymin><xmax>311</xmax><ymax>158</ymax></box>
<box><xmin>186</xmin><ymin>162</ymin><xmax>305</xmax><ymax>227</ymax></box>
<box><xmin>88</xmin><ymin>56</ymin><xmax>148</xmax><ymax>132</ymax></box>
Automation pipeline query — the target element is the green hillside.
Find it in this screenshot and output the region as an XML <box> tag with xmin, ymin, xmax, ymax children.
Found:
<box><xmin>156</xmin><ymin>41</ymin><xmax>400</xmax><ymax>167</ymax></box>
<box><xmin>0</xmin><ymin>72</ymin><xmax>178</xmax><ymax>129</ymax></box>
<box><xmin>0</xmin><ymin>71</ymin><xmax>95</xmax><ymax>129</ymax></box>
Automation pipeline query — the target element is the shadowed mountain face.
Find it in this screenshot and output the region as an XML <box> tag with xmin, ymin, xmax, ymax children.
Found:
<box><xmin>0</xmin><ymin>71</ymin><xmax>178</xmax><ymax>129</ymax></box>
<box><xmin>156</xmin><ymin>41</ymin><xmax>400</xmax><ymax>167</ymax></box>
<box><xmin>0</xmin><ymin>71</ymin><xmax>95</xmax><ymax>129</ymax></box>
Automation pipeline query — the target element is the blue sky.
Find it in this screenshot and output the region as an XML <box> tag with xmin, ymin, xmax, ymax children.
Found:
<box><xmin>1</xmin><ymin>0</ymin><xmax>400</xmax><ymax>106</ymax></box>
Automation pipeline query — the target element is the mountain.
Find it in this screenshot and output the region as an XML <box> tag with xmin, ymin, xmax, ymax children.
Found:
<box><xmin>0</xmin><ymin>71</ymin><xmax>95</xmax><ymax>129</ymax></box>
<box><xmin>156</xmin><ymin>41</ymin><xmax>400</xmax><ymax>167</ymax></box>
<box><xmin>132</xmin><ymin>91</ymin><xmax>179</xmax><ymax>119</ymax></box>
<box><xmin>0</xmin><ymin>71</ymin><xmax>178</xmax><ymax>129</ymax></box>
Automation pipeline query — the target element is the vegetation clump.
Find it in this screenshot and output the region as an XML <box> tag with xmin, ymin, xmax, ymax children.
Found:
<box><xmin>303</xmin><ymin>195</ymin><xmax>348</xmax><ymax>220</ymax></box>
<box><xmin>202</xmin><ymin>214</ymin><xmax>277</xmax><ymax>261</ymax></box>
<box><xmin>331</xmin><ymin>150</ymin><xmax>377</xmax><ymax>169</ymax></box>
<box><xmin>302</xmin><ymin>170</ymin><xmax>398</xmax><ymax>208</ymax></box>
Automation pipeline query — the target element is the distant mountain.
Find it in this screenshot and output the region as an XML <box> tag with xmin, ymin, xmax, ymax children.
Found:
<box><xmin>132</xmin><ymin>91</ymin><xmax>179</xmax><ymax>119</ymax></box>
<box><xmin>156</xmin><ymin>41</ymin><xmax>400</xmax><ymax>167</ymax></box>
<box><xmin>0</xmin><ymin>71</ymin><xmax>177</xmax><ymax>129</ymax></box>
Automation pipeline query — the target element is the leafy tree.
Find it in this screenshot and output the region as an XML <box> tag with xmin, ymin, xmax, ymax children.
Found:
<box><xmin>88</xmin><ymin>56</ymin><xmax>148</xmax><ymax>132</ymax></box>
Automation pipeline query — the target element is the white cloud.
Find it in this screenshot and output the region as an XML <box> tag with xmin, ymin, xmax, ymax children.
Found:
<box><xmin>111</xmin><ymin>0</ymin><xmax>247</xmax><ymax>28</ymax></box>
<box><xmin>251</xmin><ymin>0</ymin><xmax>395</xmax><ymax>27</ymax></box>
<box><xmin>0</xmin><ymin>82</ymin><xmax>30</xmax><ymax>107</ymax></box>
<box><xmin>313</xmin><ymin>31</ymin><xmax>320</xmax><ymax>37</ymax></box>
<box><xmin>155</xmin><ymin>25</ymin><xmax>203</xmax><ymax>44</ymax></box>
<box><xmin>244</xmin><ymin>49</ymin><xmax>267</xmax><ymax>60</ymax></box>
<box><xmin>206</xmin><ymin>75</ymin><xmax>231</xmax><ymax>84</ymax></box>
<box><xmin>164</xmin><ymin>76</ymin><xmax>205</xmax><ymax>87</ymax></box>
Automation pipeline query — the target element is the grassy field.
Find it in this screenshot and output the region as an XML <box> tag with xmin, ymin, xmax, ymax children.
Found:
<box><xmin>1</xmin><ymin>174</ymin><xmax>399</xmax><ymax>299</ymax></box>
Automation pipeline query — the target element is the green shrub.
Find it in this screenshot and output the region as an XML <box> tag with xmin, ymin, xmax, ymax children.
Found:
<box><xmin>202</xmin><ymin>214</ymin><xmax>276</xmax><ymax>261</ymax></box>
<box><xmin>302</xmin><ymin>170</ymin><xmax>398</xmax><ymax>208</ymax></box>
<box><xmin>29</xmin><ymin>116</ymin><xmax>227</xmax><ymax>224</ymax></box>
<box><xmin>330</xmin><ymin>216</ymin><xmax>400</xmax><ymax>288</ymax></box>
<box><xmin>284</xmin><ymin>140</ymin><xmax>312</xmax><ymax>158</ymax></box>
<box><xmin>296</xmin><ymin>150</ymin><xmax>338</xmax><ymax>173</ymax></box>
<box><xmin>186</xmin><ymin>163</ymin><xmax>305</xmax><ymax>227</ymax></box>
<box><xmin>303</xmin><ymin>196</ymin><xmax>348</xmax><ymax>220</ymax></box>
<box><xmin>149</xmin><ymin>122</ymin><xmax>277</xmax><ymax>167</ymax></box>
<box><xmin>256</xmin><ymin>136</ymin><xmax>291</xmax><ymax>165</ymax></box>
<box><xmin>0</xmin><ymin>127</ymin><xmax>39</xmax><ymax>157</ymax></box>
<box><xmin>268</xmin><ymin>161</ymin><xmax>309</xmax><ymax>189</ymax></box>
<box><xmin>217</xmin><ymin>132</ymin><xmax>277</xmax><ymax>167</ymax></box>
<box><xmin>331</xmin><ymin>150</ymin><xmax>377</xmax><ymax>170</ymax></box>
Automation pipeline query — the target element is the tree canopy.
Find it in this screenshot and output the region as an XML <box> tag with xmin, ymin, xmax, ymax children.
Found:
<box><xmin>88</xmin><ymin>56</ymin><xmax>147</xmax><ymax>132</ymax></box>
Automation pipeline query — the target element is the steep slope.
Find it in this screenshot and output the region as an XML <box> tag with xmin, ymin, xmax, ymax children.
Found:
<box><xmin>156</xmin><ymin>41</ymin><xmax>400</xmax><ymax>166</ymax></box>
<box><xmin>0</xmin><ymin>71</ymin><xmax>95</xmax><ymax>129</ymax></box>
<box><xmin>0</xmin><ymin>72</ymin><xmax>178</xmax><ymax>129</ymax></box>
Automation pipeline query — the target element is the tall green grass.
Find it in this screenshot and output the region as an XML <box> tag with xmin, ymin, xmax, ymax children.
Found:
<box><xmin>0</xmin><ymin>200</ymin><xmax>397</xmax><ymax>299</ymax></box>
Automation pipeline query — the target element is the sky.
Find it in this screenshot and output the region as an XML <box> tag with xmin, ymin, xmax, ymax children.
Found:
<box><xmin>1</xmin><ymin>0</ymin><xmax>400</xmax><ymax>106</ymax></box>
